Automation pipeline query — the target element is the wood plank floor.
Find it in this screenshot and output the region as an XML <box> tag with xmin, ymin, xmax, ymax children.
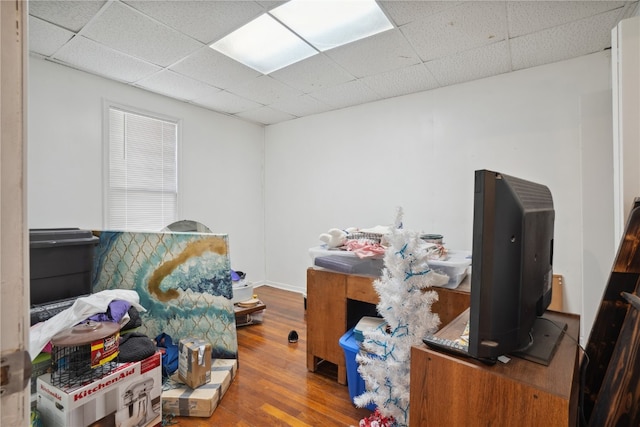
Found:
<box><xmin>171</xmin><ymin>285</ymin><xmax>372</xmax><ymax>427</ymax></box>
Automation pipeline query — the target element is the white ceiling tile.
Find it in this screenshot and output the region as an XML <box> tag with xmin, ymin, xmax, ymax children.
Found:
<box><xmin>256</xmin><ymin>1</ymin><xmax>287</xmax><ymax>12</ymax></box>
<box><xmin>81</xmin><ymin>1</ymin><xmax>203</xmax><ymax>67</ymax></box>
<box><xmin>402</xmin><ymin>1</ymin><xmax>508</xmax><ymax>61</ymax></box>
<box><xmin>310</xmin><ymin>80</ymin><xmax>382</xmax><ymax>109</ymax></box>
<box><xmin>270</xmin><ymin>54</ymin><xmax>355</xmax><ymax>93</ymax></box>
<box><xmin>507</xmin><ymin>1</ymin><xmax>627</xmax><ymax>38</ymax></box>
<box><xmin>123</xmin><ymin>1</ymin><xmax>264</xmax><ymax>44</ymax></box>
<box><xmin>235</xmin><ymin>106</ymin><xmax>296</xmax><ymax>125</ymax></box>
<box><xmin>269</xmin><ymin>95</ymin><xmax>333</xmax><ymax>117</ymax></box>
<box><xmin>380</xmin><ymin>1</ymin><xmax>463</xmax><ymax>26</ymax></box>
<box><xmin>170</xmin><ymin>47</ymin><xmax>261</xmax><ymax>89</ymax></box>
<box><xmin>426</xmin><ymin>41</ymin><xmax>511</xmax><ymax>87</ymax></box>
<box><xmin>25</xmin><ymin>0</ymin><xmax>635</xmax><ymax>125</ymax></box>
<box><xmin>29</xmin><ymin>16</ymin><xmax>74</xmax><ymax>57</ymax></box>
<box><xmin>228</xmin><ymin>76</ymin><xmax>303</xmax><ymax>106</ymax></box>
<box><xmin>510</xmin><ymin>9</ymin><xmax>621</xmax><ymax>70</ymax></box>
<box><xmin>192</xmin><ymin>90</ymin><xmax>263</xmax><ymax>115</ymax></box>
<box><xmin>361</xmin><ymin>64</ymin><xmax>441</xmax><ymax>98</ymax></box>
<box><xmin>52</xmin><ymin>36</ymin><xmax>161</xmax><ymax>83</ymax></box>
<box><xmin>324</xmin><ymin>29</ymin><xmax>421</xmax><ymax>78</ymax></box>
<box><xmin>29</xmin><ymin>0</ymin><xmax>107</xmax><ymax>32</ymax></box>
<box><xmin>136</xmin><ymin>70</ymin><xmax>222</xmax><ymax>101</ymax></box>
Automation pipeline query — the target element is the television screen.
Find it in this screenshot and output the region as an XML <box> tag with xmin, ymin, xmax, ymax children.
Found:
<box><xmin>468</xmin><ymin>169</ymin><xmax>562</xmax><ymax>364</ymax></box>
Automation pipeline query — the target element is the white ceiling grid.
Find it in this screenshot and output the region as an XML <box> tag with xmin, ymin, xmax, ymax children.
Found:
<box><xmin>28</xmin><ymin>0</ymin><xmax>639</xmax><ymax>125</ymax></box>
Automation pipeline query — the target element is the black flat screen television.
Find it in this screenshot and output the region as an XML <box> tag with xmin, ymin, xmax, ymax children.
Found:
<box><xmin>468</xmin><ymin>169</ymin><xmax>564</xmax><ymax>365</ymax></box>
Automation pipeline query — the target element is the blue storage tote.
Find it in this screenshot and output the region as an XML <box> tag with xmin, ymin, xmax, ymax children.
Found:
<box><xmin>339</xmin><ymin>327</ymin><xmax>376</xmax><ymax>411</ymax></box>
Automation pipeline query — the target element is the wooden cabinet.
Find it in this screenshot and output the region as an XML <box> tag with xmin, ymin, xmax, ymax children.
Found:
<box><xmin>410</xmin><ymin>311</ymin><xmax>580</xmax><ymax>426</ymax></box>
<box><xmin>306</xmin><ymin>267</ymin><xmax>470</xmax><ymax>384</ymax></box>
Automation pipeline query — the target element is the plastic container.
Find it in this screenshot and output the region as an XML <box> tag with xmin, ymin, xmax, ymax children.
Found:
<box><xmin>310</xmin><ymin>246</ymin><xmax>384</xmax><ymax>276</ymax></box>
<box><xmin>309</xmin><ymin>246</ymin><xmax>384</xmax><ymax>263</ymax></box>
<box><xmin>339</xmin><ymin>327</ymin><xmax>376</xmax><ymax>411</ymax></box>
<box><xmin>232</xmin><ymin>280</ymin><xmax>254</xmax><ymax>303</ymax></box>
<box><xmin>29</xmin><ymin>228</ymin><xmax>99</xmax><ymax>305</ymax></box>
<box><xmin>354</xmin><ymin>316</ymin><xmax>386</xmax><ymax>344</ymax></box>
<box><xmin>427</xmin><ymin>249</ymin><xmax>472</xmax><ymax>288</ymax></box>
<box><xmin>421</xmin><ymin>233</ymin><xmax>444</xmax><ymax>244</ymax></box>
<box><xmin>314</xmin><ymin>255</ymin><xmax>384</xmax><ymax>276</ymax></box>
<box><xmin>309</xmin><ymin>245</ymin><xmax>470</xmax><ymax>284</ymax></box>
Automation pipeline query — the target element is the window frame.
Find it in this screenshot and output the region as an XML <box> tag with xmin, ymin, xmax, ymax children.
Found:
<box><xmin>102</xmin><ymin>100</ymin><xmax>182</xmax><ymax>231</ymax></box>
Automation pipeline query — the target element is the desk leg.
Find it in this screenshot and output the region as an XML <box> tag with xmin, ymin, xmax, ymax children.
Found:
<box><xmin>307</xmin><ymin>353</ymin><xmax>317</xmax><ymax>373</ymax></box>
<box><xmin>307</xmin><ymin>352</ymin><xmax>347</xmax><ymax>385</ymax></box>
<box><xmin>337</xmin><ymin>363</ymin><xmax>347</xmax><ymax>385</ymax></box>
<box><xmin>306</xmin><ymin>269</ymin><xmax>348</xmax><ymax>383</ymax></box>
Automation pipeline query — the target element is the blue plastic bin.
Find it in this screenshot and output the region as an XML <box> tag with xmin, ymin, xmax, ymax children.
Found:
<box><xmin>339</xmin><ymin>327</ymin><xmax>376</xmax><ymax>411</ymax></box>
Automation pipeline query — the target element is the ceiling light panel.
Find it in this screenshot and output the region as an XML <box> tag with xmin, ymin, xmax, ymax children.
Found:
<box><xmin>210</xmin><ymin>14</ymin><xmax>317</xmax><ymax>74</ymax></box>
<box><xmin>271</xmin><ymin>0</ymin><xmax>394</xmax><ymax>51</ymax></box>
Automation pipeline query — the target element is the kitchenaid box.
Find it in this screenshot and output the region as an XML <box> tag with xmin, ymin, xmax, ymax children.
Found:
<box><xmin>37</xmin><ymin>352</ymin><xmax>162</xmax><ymax>427</ymax></box>
<box><xmin>178</xmin><ymin>337</ymin><xmax>212</xmax><ymax>389</ymax></box>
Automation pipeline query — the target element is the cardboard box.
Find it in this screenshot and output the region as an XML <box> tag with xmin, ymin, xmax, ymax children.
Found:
<box><xmin>30</xmin><ymin>352</ymin><xmax>52</xmax><ymax>395</ymax></box>
<box><xmin>178</xmin><ymin>338</ymin><xmax>212</xmax><ymax>389</ymax></box>
<box><xmin>162</xmin><ymin>359</ymin><xmax>237</xmax><ymax>417</ymax></box>
<box><xmin>37</xmin><ymin>352</ymin><xmax>162</xmax><ymax>427</ymax></box>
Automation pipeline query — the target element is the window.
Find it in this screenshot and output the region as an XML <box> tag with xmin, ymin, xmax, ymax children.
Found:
<box><xmin>105</xmin><ymin>105</ymin><xmax>178</xmax><ymax>231</ymax></box>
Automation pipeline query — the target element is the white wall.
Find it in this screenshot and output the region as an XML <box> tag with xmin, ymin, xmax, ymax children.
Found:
<box><xmin>28</xmin><ymin>51</ymin><xmax>617</xmax><ymax>340</ymax></box>
<box><xmin>27</xmin><ymin>57</ymin><xmax>266</xmax><ymax>281</ymax></box>
<box><xmin>265</xmin><ymin>51</ymin><xmax>615</xmax><ymax>339</ymax></box>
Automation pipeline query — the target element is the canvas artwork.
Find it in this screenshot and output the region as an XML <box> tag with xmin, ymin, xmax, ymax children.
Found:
<box><xmin>92</xmin><ymin>231</ymin><xmax>238</xmax><ymax>359</ymax></box>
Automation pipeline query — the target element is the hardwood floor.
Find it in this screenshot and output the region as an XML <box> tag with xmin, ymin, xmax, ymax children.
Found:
<box><xmin>171</xmin><ymin>285</ymin><xmax>372</xmax><ymax>427</ymax></box>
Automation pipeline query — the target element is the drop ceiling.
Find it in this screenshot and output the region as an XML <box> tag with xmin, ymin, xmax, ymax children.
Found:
<box><xmin>28</xmin><ymin>0</ymin><xmax>639</xmax><ymax>126</ymax></box>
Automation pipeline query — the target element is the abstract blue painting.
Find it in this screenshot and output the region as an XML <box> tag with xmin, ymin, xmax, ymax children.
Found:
<box><xmin>92</xmin><ymin>231</ymin><xmax>237</xmax><ymax>359</ymax></box>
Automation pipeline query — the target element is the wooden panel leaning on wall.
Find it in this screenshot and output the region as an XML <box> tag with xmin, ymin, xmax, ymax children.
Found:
<box><xmin>549</xmin><ymin>275</ymin><xmax>564</xmax><ymax>312</ymax></box>
<box><xmin>582</xmin><ymin>198</ymin><xmax>640</xmax><ymax>426</ymax></box>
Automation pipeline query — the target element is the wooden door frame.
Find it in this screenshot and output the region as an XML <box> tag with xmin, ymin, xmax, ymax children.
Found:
<box><xmin>1</xmin><ymin>0</ymin><xmax>29</xmax><ymax>424</ymax></box>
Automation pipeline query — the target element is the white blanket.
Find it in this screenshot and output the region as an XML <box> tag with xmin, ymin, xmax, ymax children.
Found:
<box><xmin>30</xmin><ymin>289</ymin><xmax>146</xmax><ymax>361</ymax></box>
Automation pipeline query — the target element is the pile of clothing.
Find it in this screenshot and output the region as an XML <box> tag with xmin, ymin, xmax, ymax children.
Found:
<box><xmin>318</xmin><ymin>226</ymin><xmax>447</xmax><ymax>260</ymax></box>
<box><xmin>318</xmin><ymin>226</ymin><xmax>389</xmax><ymax>258</ymax></box>
<box><xmin>30</xmin><ymin>290</ymin><xmax>156</xmax><ymax>364</ymax></box>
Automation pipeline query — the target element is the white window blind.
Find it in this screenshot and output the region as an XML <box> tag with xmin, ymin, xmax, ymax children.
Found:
<box><xmin>107</xmin><ymin>107</ymin><xmax>178</xmax><ymax>231</ymax></box>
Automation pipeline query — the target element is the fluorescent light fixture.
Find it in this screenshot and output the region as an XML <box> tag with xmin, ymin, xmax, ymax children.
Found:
<box><xmin>210</xmin><ymin>0</ymin><xmax>393</xmax><ymax>74</ymax></box>
<box><xmin>210</xmin><ymin>14</ymin><xmax>317</xmax><ymax>75</ymax></box>
<box><xmin>271</xmin><ymin>0</ymin><xmax>393</xmax><ymax>52</ymax></box>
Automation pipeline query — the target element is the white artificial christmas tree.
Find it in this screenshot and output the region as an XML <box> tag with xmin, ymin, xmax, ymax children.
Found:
<box><xmin>355</xmin><ymin>208</ymin><xmax>448</xmax><ymax>427</ymax></box>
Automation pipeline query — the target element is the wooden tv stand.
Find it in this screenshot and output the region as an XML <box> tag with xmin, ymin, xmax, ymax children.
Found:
<box><xmin>306</xmin><ymin>267</ymin><xmax>471</xmax><ymax>384</ymax></box>
<box><xmin>410</xmin><ymin>310</ymin><xmax>580</xmax><ymax>426</ymax></box>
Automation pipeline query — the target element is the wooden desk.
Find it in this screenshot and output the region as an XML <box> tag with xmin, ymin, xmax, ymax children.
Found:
<box><xmin>410</xmin><ymin>311</ymin><xmax>580</xmax><ymax>426</ymax></box>
<box><xmin>306</xmin><ymin>267</ymin><xmax>470</xmax><ymax>384</ymax></box>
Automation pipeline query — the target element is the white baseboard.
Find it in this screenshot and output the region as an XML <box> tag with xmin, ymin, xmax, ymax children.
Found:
<box><xmin>253</xmin><ymin>280</ymin><xmax>306</xmax><ymax>296</ymax></box>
